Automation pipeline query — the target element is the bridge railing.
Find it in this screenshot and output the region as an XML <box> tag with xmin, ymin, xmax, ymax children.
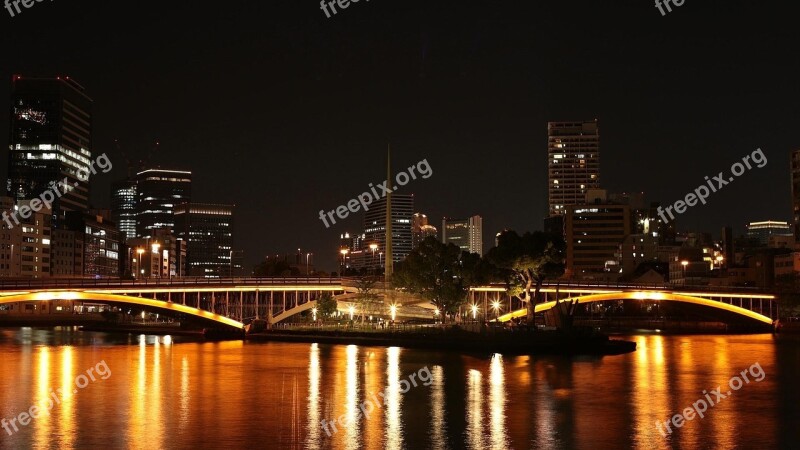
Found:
<box><xmin>472</xmin><ymin>281</ymin><xmax>773</xmax><ymax>295</ymax></box>
<box><xmin>0</xmin><ymin>276</ymin><xmax>344</xmax><ymax>290</ymax></box>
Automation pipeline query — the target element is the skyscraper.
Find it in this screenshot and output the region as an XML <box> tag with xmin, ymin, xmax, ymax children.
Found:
<box><xmin>411</xmin><ymin>213</ymin><xmax>438</xmax><ymax>249</ymax></box>
<box><xmin>135</xmin><ymin>169</ymin><xmax>192</xmax><ymax>238</ymax></box>
<box><xmin>363</xmin><ymin>194</ymin><xmax>413</xmax><ymax>267</ymax></box>
<box><xmin>442</xmin><ymin>215</ymin><xmax>483</xmax><ymax>255</ymax></box>
<box><xmin>547</xmin><ymin>120</ymin><xmax>600</xmax><ymax>216</ymax></box>
<box><xmin>7</xmin><ymin>76</ymin><xmax>93</xmax><ymax>222</ymax></box>
<box><xmin>791</xmin><ymin>149</ymin><xmax>800</xmax><ymax>240</ymax></box>
<box><xmin>110</xmin><ymin>178</ymin><xmax>137</xmax><ymax>241</ymax></box>
<box><xmin>174</xmin><ymin>203</ymin><xmax>234</xmax><ymax>278</ymax></box>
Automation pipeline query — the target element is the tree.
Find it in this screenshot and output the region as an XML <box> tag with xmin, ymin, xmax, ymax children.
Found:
<box><xmin>486</xmin><ymin>230</ymin><xmax>566</xmax><ymax>324</ymax></box>
<box><xmin>354</xmin><ymin>276</ymin><xmax>381</xmax><ymax>322</ymax></box>
<box><xmin>317</xmin><ymin>292</ymin><xmax>337</xmax><ymax>319</ymax></box>
<box><xmin>393</xmin><ymin>237</ymin><xmax>491</xmax><ymax>322</ymax></box>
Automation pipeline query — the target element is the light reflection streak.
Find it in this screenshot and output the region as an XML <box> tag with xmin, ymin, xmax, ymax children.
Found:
<box><xmin>466</xmin><ymin>369</ymin><xmax>484</xmax><ymax>449</ymax></box>
<box><xmin>489</xmin><ymin>354</ymin><xmax>509</xmax><ymax>449</ymax></box>
<box><xmin>344</xmin><ymin>345</ymin><xmax>360</xmax><ymax>450</ymax></box>
<box><xmin>33</xmin><ymin>347</ymin><xmax>51</xmax><ymax>448</ymax></box>
<box><xmin>180</xmin><ymin>356</ymin><xmax>190</xmax><ymax>428</ymax></box>
<box><xmin>429</xmin><ymin>365</ymin><xmax>447</xmax><ymax>450</ymax></box>
<box><xmin>385</xmin><ymin>347</ymin><xmax>403</xmax><ymax>450</ymax></box>
<box><xmin>306</xmin><ymin>343</ymin><xmax>321</xmax><ymax>450</ymax></box>
<box><xmin>59</xmin><ymin>346</ymin><xmax>75</xmax><ymax>449</ymax></box>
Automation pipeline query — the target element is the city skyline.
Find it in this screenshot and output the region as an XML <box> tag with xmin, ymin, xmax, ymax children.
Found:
<box><xmin>2</xmin><ymin>2</ymin><xmax>795</xmax><ymax>272</ymax></box>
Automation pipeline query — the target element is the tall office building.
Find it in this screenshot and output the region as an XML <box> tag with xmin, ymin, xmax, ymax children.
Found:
<box><xmin>564</xmin><ymin>203</ymin><xmax>631</xmax><ymax>279</ymax></box>
<box><xmin>791</xmin><ymin>150</ymin><xmax>800</xmax><ymax>240</ymax></box>
<box><xmin>442</xmin><ymin>215</ymin><xmax>483</xmax><ymax>255</ymax></box>
<box><xmin>547</xmin><ymin>120</ymin><xmax>600</xmax><ymax>216</ymax></box>
<box><xmin>174</xmin><ymin>203</ymin><xmax>234</xmax><ymax>277</ymax></box>
<box><xmin>746</xmin><ymin>220</ymin><xmax>792</xmax><ymax>245</ymax></box>
<box><xmin>363</xmin><ymin>194</ymin><xmax>413</xmax><ymax>267</ymax></box>
<box><xmin>135</xmin><ymin>169</ymin><xmax>192</xmax><ymax>238</ymax></box>
<box><xmin>411</xmin><ymin>213</ymin><xmax>438</xmax><ymax>249</ymax></box>
<box><xmin>7</xmin><ymin>76</ymin><xmax>93</xmax><ymax>223</ymax></box>
<box><xmin>110</xmin><ymin>178</ymin><xmax>137</xmax><ymax>241</ymax></box>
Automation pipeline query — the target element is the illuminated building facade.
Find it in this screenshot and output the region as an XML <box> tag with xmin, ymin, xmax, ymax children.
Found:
<box><xmin>442</xmin><ymin>215</ymin><xmax>483</xmax><ymax>255</ymax></box>
<box><xmin>7</xmin><ymin>76</ymin><xmax>93</xmax><ymax>224</ymax></box>
<box><xmin>548</xmin><ymin>120</ymin><xmax>600</xmax><ymax>216</ymax></box>
<box><xmin>135</xmin><ymin>168</ymin><xmax>192</xmax><ymax>238</ymax></box>
<box><xmin>110</xmin><ymin>178</ymin><xmax>137</xmax><ymax>241</ymax></box>
<box><xmin>174</xmin><ymin>203</ymin><xmax>234</xmax><ymax>277</ymax></box>
<box><xmin>362</xmin><ymin>194</ymin><xmax>413</xmax><ymax>268</ymax></box>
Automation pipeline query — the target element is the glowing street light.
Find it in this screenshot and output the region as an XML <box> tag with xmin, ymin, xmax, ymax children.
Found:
<box><xmin>390</xmin><ymin>304</ymin><xmax>397</xmax><ymax>321</ymax></box>
<box><xmin>348</xmin><ymin>305</ymin><xmax>355</xmax><ymax>320</ymax></box>
<box><xmin>492</xmin><ymin>301</ymin><xmax>501</xmax><ymax>319</ymax></box>
<box><xmin>471</xmin><ymin>304</ymin><xmax>478</xmax><ymax>320</ymax></box>
<box><xmin>312</xmin><ymin>307</ymin><xmax>318</xmax><ymax>321</ymax></box>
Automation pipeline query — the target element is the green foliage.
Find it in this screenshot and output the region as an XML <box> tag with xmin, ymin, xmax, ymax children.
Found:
<box><xmin>393</xmin><ymin>237</ymin><xmax>492</xmax><ymax>321</ymax></box>
<box><xmin>354</xmin><ymin>276</ymin><xmax>382</xmax><ymax>321</ymax></box>
<box><xmin>486</xmin><ymin>230</ymin><xmax>566</xmax><ymax>323</ymax></box>
<box><xmin>317</xmin><ymin>292</ymin><xmax>337</xmax><ymax>318</ymax></box>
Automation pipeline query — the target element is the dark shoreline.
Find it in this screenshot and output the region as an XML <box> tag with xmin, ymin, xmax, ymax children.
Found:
<box><xmin>245</xmin><ymin>329</ymin><xmax>637</xmax><ymax>356</ymax></box>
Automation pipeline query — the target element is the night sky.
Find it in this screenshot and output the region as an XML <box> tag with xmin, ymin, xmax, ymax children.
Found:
<box><xmin>2</xmin><ymin>0</ymin><xmax>796</xmax><ymax>271</ymax></box>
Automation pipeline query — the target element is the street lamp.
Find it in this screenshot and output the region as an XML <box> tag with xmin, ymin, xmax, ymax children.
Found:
<box><xmin>306</xmin><ymin>252</ymin><xmax>312</xmax><ymax>276</ymax></box>
<box><xmin>390</xmin><ymin>304</ymin><xmax>397</xmax><ymax>321</ymax></box>
<box><xmin>369</xmin><ymin>244</ymin><xmax>378</xmax><ymax>273</ymax></box>
<box><xmin>681</xmin><ymin>260</ymin><xmax>689</xmax><ymax>285</ymax></box>
<box><xmin>492</xmin><ymin>301</ymin><xmax>501</xmax><ymax>320</ymax></box>
<box><xmin>348</xmin><ymin>305</ymin><xmax>355</xmax><ymax>320</ymax></box>
<box><xmin>340</xmin><ymin>248</ymin><xmax>349</xmax><ymax>273</ymax></box>
<box><xmin>471</xmin><ymin>304</ymin><xmax>478</xmax><ymax>320</ymax></box>
<box><xmin>312</xmin><ymin>307</ymin><xmax>318</xmax><ymax>322</ymax></box>
<box><xmin>136</xmin><ymin>248</ymin><xmax>145</xmax><ymax>279</ymax></box>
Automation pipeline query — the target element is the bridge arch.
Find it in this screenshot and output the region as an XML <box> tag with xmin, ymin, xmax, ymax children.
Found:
<box><xmin>498</xmin><ymin>291</ymin><xmax>774</xmax><ymax>325</ymax></box>
<box><xmin>0</xmin><ymin>291</ymin><xmax>244</xmax><ymax>329</ymax></box>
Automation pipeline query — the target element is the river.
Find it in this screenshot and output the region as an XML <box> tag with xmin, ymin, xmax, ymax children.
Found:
<box><xmin>0</xmin><ymin>328</ymin><xmax>797</xmax><ymax>449</ymax></box>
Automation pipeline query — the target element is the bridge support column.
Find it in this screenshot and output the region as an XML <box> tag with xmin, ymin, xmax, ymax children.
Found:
<box><xmin>226</xmin><ymin>291</ymin><xmax>229</xmax><ymax>317</ymax></box>
<box><xmin>212</xmin><ymin>294</ymin><xmax>216</xmax><ymax>314</ymax></box>
<box><xmin>182</xmin><ymin>291</ymin><xmax>186</xmax><ymax>306</ymax></box>
<box><xmin>255</xmin><ymin>290</ymin><xmax>259</xmax><ymax>320</ymax></box>
<box><xmin>268</xmin><ymin>291</ymin><xmax>274</xmax><ymax>329</ymax></box>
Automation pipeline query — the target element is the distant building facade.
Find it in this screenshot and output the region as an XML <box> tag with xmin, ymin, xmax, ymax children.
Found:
<box><xmin>174</xmin><ymin>203</ymin><xmax>234</xmax><ymax>278</ymax></box>
<box><xmin>547</xmin><ymin>120</ymin><xmax>600</xmax><ymax>216</ymax></box>
<box><xmin>442</xmin><ymin>215</ymin><xmax>483</xmax><ymax>255</ymax></box>
<box><xmin>135</xmin><ymin>169</ymin><xmax>192</xmax><ymax>238</ymax></box>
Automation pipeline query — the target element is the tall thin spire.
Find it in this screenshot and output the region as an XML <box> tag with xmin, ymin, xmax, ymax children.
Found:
<box><xmin>384</xmin><ymin>144</ymin><xmax>393</xmax><ymax>279</ymax></box>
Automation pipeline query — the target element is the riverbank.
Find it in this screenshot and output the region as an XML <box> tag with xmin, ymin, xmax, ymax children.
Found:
<box><xmin>246</xmin><ymin>327</ymin><xmax>637</xmax><ymax>356</ymax></box>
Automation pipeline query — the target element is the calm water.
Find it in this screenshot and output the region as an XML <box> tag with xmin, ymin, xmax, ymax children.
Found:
<box><xmin>0</xmin><ymin>328</ymin><xmax>797</xmax><ymax>450</ymax></box>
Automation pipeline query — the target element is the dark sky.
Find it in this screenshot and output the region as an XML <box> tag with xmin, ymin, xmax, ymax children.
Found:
<box><xmin>2</xmin><ymin>0</ymin><xmax>797</xmax><ymax>271</ymax></box>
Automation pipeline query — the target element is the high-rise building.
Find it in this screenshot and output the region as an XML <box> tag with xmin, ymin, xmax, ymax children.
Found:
<box><xmin>411</xmin><ymin>213</ymin><xmax>438</xmax><ymax>249</ymax></box>
<box><xmin>7</xmin><ymin>76</ymin><xmax>93</xmax><ymax>223</ymax></box>
<box><xmin>442</xmin><ymin>215</ymin><xmax>483</xmax><ymax>255</ymax></box>
<box><xmin>135</xmin><ymin>169</ymin><xmax>192</xmax><ymax>238</ymax></box>
<box><xmin>174</xmin><ymin>203</ymin><xmax>234</xmax><ymax>278</ymax></box>
<box><xmin>363</xmin><ymin>194</ymin><xmax>413</xmax><ymax>267</ymax></box>
<box><xmin>127</xmin><ymin>228</ymin><xmax>186</xmax><ymax>279</ymax></box>
<box><xmin>746</xmin><ymin>220</ymin><xmax>792</xmax><ymax>246</ymax></box>
<box><xmin>110</xmin><ymin>178</ymin><xmax>137</xmax><ymax>241</ymax></box>
<box><xmin>564</xmin><ymin>203</ymin><xmax>631</xmax><ymax>279</ymax></box>
<box><xmin>62</xmin><ymin>212</ymin><xmax>120</xmax><ymax>278</ymax></box>
<box><xmin>547</xmin><ymin>120</ymin><xmax>600</xmax><ymax>216</ymax></box>
<box><xmin>791</xmin><ymin>150</ymin><xmax>800</xmax><ymax>241</ymax></box>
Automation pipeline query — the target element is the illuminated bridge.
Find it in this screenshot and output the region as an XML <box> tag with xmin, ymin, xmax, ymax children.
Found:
<box><xmin>0</xmin><ymin>278</ymin><xmax>780</xmax><ymax>331</ymax></box>
<box><xmin>471</xmin><ymin>283</ymin><xmax>778</xmax><ymax>328</ymax></box>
